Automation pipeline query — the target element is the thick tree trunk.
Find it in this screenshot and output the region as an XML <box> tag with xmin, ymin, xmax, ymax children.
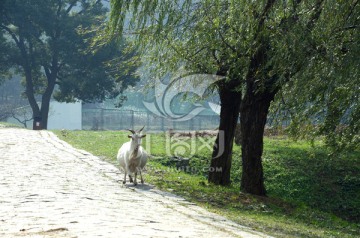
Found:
<box><xmin>29</xmin><ymin>84</ymin><xmax>54</xmax><ymax>130</ymax></box>
<box><xmin>13</xmin><ymin>21</ymin><xmax>59</xmax><ymax>130</ymax></box>
<box><xmin>39</xmin><ymin>85</ymin><xmax>55</xmax><ymax>129</ymax></box>
<box><xmin>23</xmin><ymin>69</ymin><xmax>41</xmax><ymax>130</ymax></box>
<box><xmin>208</xmin><ymin>85</ymin><xmax>241</xmax><ymax>185</ymax></box>
<box><xmin>29</xmin><ymin>72</ymin><xmax>56</xmax><ymax>130</ymax></box>
<box><xmin>238</xmin><ymin>35</ymin><xmax>276</xmax><ymax>195</ymax></box>
<box><xmin>39</xmin><ymin>100</ymin><xmax>51</xmax><ymax>130</ymax></box>
<box><xmin>240</xmin><ymin>91</ymin><xmax>275</xmax><ymax>196</ymax></box>
<box><xmin>19</xmin><ymin>41</ymin><xmax>43</xmax><ymax>130</ymax></box>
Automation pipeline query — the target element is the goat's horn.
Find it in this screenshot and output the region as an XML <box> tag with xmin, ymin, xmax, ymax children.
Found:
<box><xmin>128</xmin><ymin>129</ymin><xmax>135</xmax><ymax>134</ymax></box>
<box><xmin>138</xmin><ymin>126</ymin><xmax>145</xmax><ymax>133</ymax></box>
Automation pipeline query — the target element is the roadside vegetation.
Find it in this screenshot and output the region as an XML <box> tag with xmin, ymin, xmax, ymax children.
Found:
<box><xmin>54</xmin><ymin>129</ymin><xmax>360</xmax><ymax>238</ymax></box>
<box><xmin>0</xmin><ymin>122</ymin><xmax>22</xmax><ymax>128</ymax></box>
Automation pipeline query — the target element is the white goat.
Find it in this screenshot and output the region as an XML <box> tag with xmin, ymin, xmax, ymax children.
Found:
<box><xmin>117</xmin><ymin>126</ymin><xmax>148</xmax><ymax>185</ymax></box>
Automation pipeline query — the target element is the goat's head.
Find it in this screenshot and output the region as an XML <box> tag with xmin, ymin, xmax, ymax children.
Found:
<box><xmin>128</xmin><ymin>126</ymin><xmax>146</xmax><ymax>145</ymax></box>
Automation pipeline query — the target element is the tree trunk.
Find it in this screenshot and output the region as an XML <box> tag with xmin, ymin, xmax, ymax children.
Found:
<box><xmin>29</xmin><ymin>84</ymin><xmax>55</xmax><ymax>130</ymax></box>
<box><xmin>29</xmin><ymin>72</ymin><xmax>56</xmax><ymax>130</ymax></box>
<box><xmin>39</xmin><ymin>72</ymin><xmax>57</xmax><ymax>130</ymax></box>
<box><xmin>39</xmin><ymin>100</ymin><xmax>50</xmax><ymax>130</ymax></box>
<box><xmin>208</xmin><ymin>85</ymin><xmax>241</xmax><ymax>185</ymax></box>
<box><xmin>240</xmin><ymin>90</ymin><xmax>275</xmax><ymax>196</ymax></box>
<box><xmin>23</xmin><ymin>69</ymin><xmax>41</xmax><ymax>130</ymax></box>
<box><xmin>11</xmin><ymin>18</ymin><xmax>59</xmax><ymax>130</ymax></box>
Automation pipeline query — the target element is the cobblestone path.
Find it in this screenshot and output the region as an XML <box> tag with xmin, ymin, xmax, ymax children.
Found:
<box><xmin>0</xmin><ymin>128</ymin><xmax>271</xmax><ymax>238</ymax></box>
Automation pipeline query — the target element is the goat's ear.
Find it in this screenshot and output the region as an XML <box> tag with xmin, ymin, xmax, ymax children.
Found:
<box><xmin>128</xmin><ymin>135</ymin><xmax>132</xmax><ymax>138</ymax></box>
<box><xmin>141</xmin><ymin>134</ymin><xmax>146</xmax><ymax>138</ymax></box>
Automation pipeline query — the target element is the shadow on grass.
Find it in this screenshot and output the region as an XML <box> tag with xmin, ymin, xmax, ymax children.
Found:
<box><xmin>149</xmin><ymin>139</ymin><xmax>360</xmax><ymax>222</ymax></box>
<box><xmin>262</xmin><ymin>144</ymin><xmax>360</xmax><ymax>223</ymax></box>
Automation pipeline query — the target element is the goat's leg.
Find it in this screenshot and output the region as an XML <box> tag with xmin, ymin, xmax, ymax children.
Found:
<box><xmin>139</xmin><ymin>169</ymin><xmax>144</xmax><ymax>184</ymax></box>
<box><xmin>129</xmin><ymin>175</ymin><xmax>133</xmax><ymax>183</ymax></box>
<box><xmin>123</xmin><ymin>171</ymin><xmax>127</xmax><ymax>184</ymax></box>
<box><xmin>133</xmin><ymin>172</ymin><xmax>138</xmax><ymax>186</ymax></box>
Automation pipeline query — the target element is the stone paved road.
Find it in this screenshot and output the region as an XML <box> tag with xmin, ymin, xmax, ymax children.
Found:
<box><xmin>0</xmin><ymin>128</ymin><xmax>271</xmax><ymax>238</ymax></box>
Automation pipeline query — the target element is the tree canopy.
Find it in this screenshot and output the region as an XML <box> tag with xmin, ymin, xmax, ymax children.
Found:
<box><xmin>0</xmin><ymin>0</ymin><xmax>138</xmax><ymax>129</ymax></box>
<box><xmin>108</xmin><ymin>0</ymin><xmax>360</xmax><ymax>195</ymax></box>
<box><xmin>109</xmin><ymin>0</ymin><xmax>359</xmax><ymax>149</ymax></box>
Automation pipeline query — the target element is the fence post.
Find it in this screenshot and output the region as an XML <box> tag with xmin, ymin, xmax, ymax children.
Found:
<box><xmin>190</xmin><ymin>118</ymin><xmax>194</xmax><ymax>131</ymax></box>
<box><xmin>199</xmin><ymin>116</ymin><xmax>202</xmax><ymax>130</ymax></box>
<box><xmin>147</xmin><ymin>112</ymin><xmax>150</xmax><ymax>130</ymax></box>
<box><xmin>161</xmin><ymin>117</ymin><xmax>164</xmax><ymax>131</ymax></box>
<box><xmin>130</xmin><ymin>110</ymin><xmax>134</xmax><ymax>130</ymax></box>
<box><xmin>100</xmin><ymin>108</ymin><xmax>104</xmax><ymax>130</ymax></box>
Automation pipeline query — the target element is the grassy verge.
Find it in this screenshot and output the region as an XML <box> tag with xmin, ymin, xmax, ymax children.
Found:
<box><xmin>0</xmin><ymin>122</ymin><xmax>22</xmax><ymax>128</ymax></box>
<box><xmin>54</xmin><ymin>130</ymin><xmax>360</xmax><ymax>237</ymax></box>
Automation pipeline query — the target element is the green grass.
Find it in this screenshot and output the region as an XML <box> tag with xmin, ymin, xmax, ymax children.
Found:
<box><xmin>0</xmin><ymin>121</ymin><xmax>23</xmax><ymax>128</ymax></box>
<box><xmin>54</xmin><ymin>130</ymin><xmax>360</xmax><ymax>238</ymax></box>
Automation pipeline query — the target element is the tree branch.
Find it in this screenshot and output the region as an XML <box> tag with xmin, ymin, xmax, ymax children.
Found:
<box><xmin>44</xmin><ymin>65</ymin><xmax>51</xmax><ymax>79</ymax></box>
<box><xmin>57</xmin><ymin>0</ymin><xmax>63</xmax><ymax>16</ymax></box>
<box><xmin>346</xmin><ymin>0</ymin><xmax>359</xmax><ymax>22</ymax></box>
<box><xmin>11</xmin><ymin>111</ymin><xmax>33</xmax><ymax>128</ymax></box>
<box><xmin>0</xmin><ymin>25</ymin><xmax>21</xmax><ymax>47</ymax></box>
<box><xmin>218</xmin><ymin>29</ymin><xmax>237</xmax><ymax>53</ymax></box>
<box><xmin>76</xmin><ymin>0</ymin><xmax>102</xmax><ymax>15</ymax></box>
<box><xmin>66</xmin><ymin>0</ymin><xmax>78</xmax><ymax>14</ymax></box>
<box><xmin>306</xmin><ymin>0</ymin><xmax>325</xmax><ymax>31</ymax></box>
<box><xmin>212</xmin><ymin>49</ymin><xmax>221</xmax><ymax>66</ymax></box>
<box><xmin>255</xmin><ymin>0</ymin><xmax>276</xmax><ymax>38</ymax></box>
<box><xmin>342</xmin><ymin>25</ymin><xmax>359</xmax><ymax>31</ymax></box>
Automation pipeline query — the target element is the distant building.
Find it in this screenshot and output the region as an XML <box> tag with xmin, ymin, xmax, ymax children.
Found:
<box><xmin>48</xmin><ymin>101</ymin><xmax>82</xmax><ymax>130</ymax></box>
<box><xmin>7</xmin><ymin>101</ymin><xmax>82</xmax><ymax>130</ymax></box>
